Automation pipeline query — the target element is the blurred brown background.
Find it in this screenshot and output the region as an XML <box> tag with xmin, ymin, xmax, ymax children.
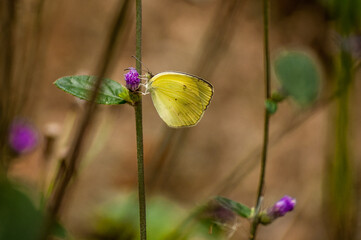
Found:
<box><xmin>3</xmin><ymin>0</ymin><xmax>361</xmax><ymax>239</ymax></box>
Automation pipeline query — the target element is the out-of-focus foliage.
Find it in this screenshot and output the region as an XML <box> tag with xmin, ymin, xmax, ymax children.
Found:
<box><xmin>0</xmin><ymin>179</ymin><xmax>68</xmax><ymax>240</ymax></box>
<box><xmin>0</xmin><ymin>180</ymin><xmax>43</xmax><ymax>240</ymax></box>
<box><xmin>214</xmin><ymin>196</ymin><xmax>251</xmax><ymax>219</ymax></box>
<box><xmin>320</xmin><ymin>0</ymin><xmax>361</xmax><ymax>34</ymax></box>
<box><xmin>92</xmin><ymin>194</ymin><xmax>184</xmax><ymax>240</ymax></box>
<box><xmin>319</xmin><ymin>0</ymin><xmax>360</xmax><ymax>239</ymax></box>
<box><xmin>274</xmin><ymin>51</ymin><xmax>321</xmax><ymax>107</ymax></box>
<box><xmin>90</xmin><ymin>194</ymin><xmax>232</xmax><ymax>240</ymax></box>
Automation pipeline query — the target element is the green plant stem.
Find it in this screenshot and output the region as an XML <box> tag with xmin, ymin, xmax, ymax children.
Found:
<box><xmin>135</xmin><ymin>0</ymin><xmax>147</xmax><ymax>239</ymax></box>
<box><xmin>250</xmin><ymin>0</ymin><xmax>270</xmax><ymax>239</ymax></box>
<box><xmin>135</xmin><ymin>101</ymin><xmax>147</xmax><ymax>240</ymax></box>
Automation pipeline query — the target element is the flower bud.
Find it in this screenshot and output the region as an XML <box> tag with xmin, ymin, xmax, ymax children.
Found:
<box><xmin>124</xmin><ymin>67</ymin><xmax>140</xmax><ymax>91</ymax></box>
<box><xmin>260</xmin><ymin>195</ymin><xmax>296</xmax><ymax>225</ymax></box>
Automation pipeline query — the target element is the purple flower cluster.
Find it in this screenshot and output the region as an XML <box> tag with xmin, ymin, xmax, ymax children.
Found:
<box><xmin>8</xmin><ymin>120</ymin><xmax>38</xmax><ymax>154</ymax></box>
<box><xmin>124</xmin><ymin>67</ymin><xmax>141</xmax><ymax>91</ymax></box>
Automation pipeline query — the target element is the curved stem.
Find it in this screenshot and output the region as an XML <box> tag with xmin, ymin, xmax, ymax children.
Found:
<box><xmin>249</xmin><ymin>0</ymin><xmax>270</xmax><ymax>239</ymax></box>
<box><xmin>135</xmin><ymin>0</ymin><xmax>147</xmax><ymax>239</ymax></box>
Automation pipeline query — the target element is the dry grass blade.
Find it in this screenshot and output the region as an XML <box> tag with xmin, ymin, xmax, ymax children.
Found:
<box><xmin>41</xmin><ymin>0</ymin><xmax>132</xmax><ymax>239</ymax></box>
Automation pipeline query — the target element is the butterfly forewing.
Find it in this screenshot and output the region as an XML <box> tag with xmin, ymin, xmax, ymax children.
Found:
<box><xmin>149</xmin><ymin>72</ymin><xmax>212</xmax><ymax>128</ymax></box>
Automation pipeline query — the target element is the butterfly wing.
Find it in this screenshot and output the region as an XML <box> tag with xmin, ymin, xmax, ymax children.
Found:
<box><xmin>190</xmin><ymin>73</ymin><xmax>213</xmax><ymax>110</ymax></box>
<box><xmin>148</xmin><ymin>72</ymin><xmax>213</xmax><ymax>128</ymax></box>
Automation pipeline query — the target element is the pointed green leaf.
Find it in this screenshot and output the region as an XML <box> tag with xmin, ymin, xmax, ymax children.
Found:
<box><xmin>54</xmin><ymin>75</ymin><xmax>130</xmax><ymax>105</ymax></box>
<box><xmin>215</xmin><ymin>196</ymin><xmax>252</xmax><ymax>219</ymax></box>
<box><xmin>274</xmin><ymin>51</ymin><xmax>321</xmax><ymax>107</ymax></box>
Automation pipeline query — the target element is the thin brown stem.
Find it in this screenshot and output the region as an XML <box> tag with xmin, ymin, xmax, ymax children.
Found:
<box><xmin>134</xmin><ymin>0</ymin><xmax>147</xmax><ymax>239</ymax></box>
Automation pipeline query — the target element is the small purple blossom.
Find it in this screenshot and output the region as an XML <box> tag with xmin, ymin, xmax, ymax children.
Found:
<box><xmin>259</xmin><ymin>195</ymin><xmax>296</xmax><ymax>225</ymax></box>
<box><xmin>269</xmin><ymin>195</ymin><xmax>296</xmax><ymax>217</ymax></box>
<box><xmin>124</xmin><ymin>67</ymin><xmax>140</xmax><ymax>91</ymax></box>
<box><xmin>8</xmin><ymin>120</ymin><xmax>38</xmax><ymax>154</ymax></box>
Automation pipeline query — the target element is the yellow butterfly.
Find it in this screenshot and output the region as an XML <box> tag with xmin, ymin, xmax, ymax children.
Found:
<box><xmin>145</xmin><ymin>72</ymin><xmax>214</xmax><ymax>128</ymax></box>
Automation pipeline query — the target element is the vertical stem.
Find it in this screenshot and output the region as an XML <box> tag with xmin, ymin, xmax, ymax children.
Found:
<box><xmin>0</xmin><ymin>0</ymin><xmax>15</xmax><ymax>172</ymax></box>
<box><xmin>135</xmin><ymin>102</ymin><xmax>147</xmax><ymax>240</ymax></box>
<box><xmin>262</xmin><ymin>0</ymin><xmax>271</xmax><ymax>100</ymax></box>
<box><xmin>136</xmin><ymin>0</ymin><xmax>142</xmax><ymax>72</ymax></box>
<box><xmin>249</xmin><ymin>0</ymin><xmax>270</xmax><ymax>239</ymax></box>
<box><xmin>135</xmin><ymin>0</ymin><xmax>147</xmax><ymax>239</ymax></box>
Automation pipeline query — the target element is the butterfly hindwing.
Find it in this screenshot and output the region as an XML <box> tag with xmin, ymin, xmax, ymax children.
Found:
<box><xmin>192</xmin><ymin>75</ymin><xmax>213</xmax><ymax>110</ymax></box>
<box><xmin>148</xmin><ymin>72</ymin><xmax>213</xmax><ymax>128</ymax></box>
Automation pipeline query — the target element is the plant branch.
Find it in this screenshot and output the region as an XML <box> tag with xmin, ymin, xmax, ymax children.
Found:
<box><xmin>249</xmin><ymin>0</ymin><xmax>270</xmax><ymax>239</ymax></box>
<box><xmin>134</xmin><ymin>0</ymin><xmax>147</xmax><ymax>239</ymax></box>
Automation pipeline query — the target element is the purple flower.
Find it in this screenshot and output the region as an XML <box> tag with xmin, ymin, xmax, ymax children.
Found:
<box><xmin>260</xmin><ymin>195</ymin><xmax>296</xmax><ymax>225</ymax></box>
<box><xmin>269</xmin><ymin>195</ymin><xmax>296</xmax><ymax>217</ymax></box>
<box><xmin>8</xmin><ymin>120</ymin><xmax>38</xmax><ymax>154</ymax></box>
<box><xmin>124</xmin><ymin>67</ymin><xmax>140</xmax><ymax>91</ymax></box>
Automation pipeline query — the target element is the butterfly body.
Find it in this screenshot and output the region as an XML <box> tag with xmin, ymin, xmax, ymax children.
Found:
<box><xmin>146</xmin><ymin>72</ymin><xmax>213</xmax><ymax>128</ymax></box>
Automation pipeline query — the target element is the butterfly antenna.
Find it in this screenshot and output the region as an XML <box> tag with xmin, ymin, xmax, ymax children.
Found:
<box><xmin>131</xmin><ymin>55</ymin><xmax>151</xmax><ymax>74</ymax></box>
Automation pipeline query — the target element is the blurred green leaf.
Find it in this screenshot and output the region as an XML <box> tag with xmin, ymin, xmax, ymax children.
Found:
<box><xmin>52</xmin><ymin>221</ymin><xmax>68</xmax><ymax>239</ymax></box>
<box><xmin>265</xmin><ymin>99</ymin><xmax>278</xmax><ymax>114</ymax></box>
<box><xmin>54</xmin><ymin>75</ymin><xmax>130</xmax><ymax>105</ymax></box>
<box><xmin>274</xmin><ymin>51</ymin><xmax>321</xmax><ymax>107</ymax></box>
<box><xmin>215</xmin><ymin>196</ymin><xmax>251</xmax><ymax>219</ymax></box>
<box><xmin>0</xmin><ymin>180</ymin><xmax>42</xmax><ymax>240</ymax></box>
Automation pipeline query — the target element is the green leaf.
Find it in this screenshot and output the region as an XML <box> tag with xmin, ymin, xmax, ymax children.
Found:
<box><xmin>0</xmin><ymin>180</ymin><xmax>43</xmax><ymax>240</ymax></box>
<box><xmin>215</xmin><ymin>196</ymin><xmax>251</xmax><ymax>219</ymax></box>
<box><xmin>274</xmin><ymin>51</ymin><xmax>321</xmax><ymax>107</ymax></box>
<box><xmin>52</xmin><ymin>221</ymin><xmax>68</xmax><ymax>239</ymax></box>
<box><xmin>265</xmin><ymin>99</ymin><xmax>278</xmax><ymax>114</ymax></box>
<box><xmin>54</xmin><ymin>75</ymin><xmax>130</xmax><ymax>105</ymax></box>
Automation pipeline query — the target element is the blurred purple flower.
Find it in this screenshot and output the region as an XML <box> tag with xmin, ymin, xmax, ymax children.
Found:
<box><xmin>124</xmin><ymin>67</ymin><xmax>140</xmax><ymax>91</ymax></box>
<box><xmin>8</xmin><ymin>120</ymin><xmax>38</xmax><ymax>154</ymax></box>
<box><xmin>260</xmin><ymin>195</ymin><xmax>296</xmax><ymax>225</ymax></box>
<box><xmin>269</xmin><ymin>195</ymin><xmax>296</xmax><ymax>218</ymax></box>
